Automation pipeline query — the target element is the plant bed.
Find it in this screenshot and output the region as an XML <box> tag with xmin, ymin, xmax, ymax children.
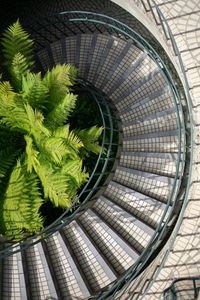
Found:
<box><xmin>0</xmin><ymin>21</ymin><xmax>107</xmax><ymax>241</ymax></box>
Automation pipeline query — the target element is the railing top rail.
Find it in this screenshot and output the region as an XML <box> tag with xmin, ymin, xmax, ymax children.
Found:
<box><xmin>0</xmin><ymin>4</ymin><xmax>193</xmax><ymax>299</ymax></box>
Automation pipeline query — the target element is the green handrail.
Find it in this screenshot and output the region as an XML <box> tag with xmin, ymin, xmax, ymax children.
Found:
<box><xmin>49</xmin><ymin>11</ymin><xmax>187</xmax><ymax>299</ymax></box>
<box><xmin>163</xmin><ymin>277</ymin><xmax>200</xmax><ymax>299</ymax></box>
<box><xmin>0</xmin><ymin>6</ymin><xmax>193</xmax><ymax>300</ymax></box>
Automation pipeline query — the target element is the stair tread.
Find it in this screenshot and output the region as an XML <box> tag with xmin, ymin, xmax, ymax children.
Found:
<box><xmin>114</xmin><ymin>70</ymin><xmax>166</xmax><ymax>111</ymax></box>
<box><xmin>114</xmin><ymin>166</ymin><xmax>174</xmax><ymax>203</ymax></box>
<box><xmin>62</xmin><ymin>220</ymin><xmax>117</xmax><ymax>293</ymax></box>
<box><xmin>2</xmin><ymin>251</ymin><xmax>27</xmax><ymax>299</ymax></box>
<box><xmin>45</xmin><ymin>232</ymin><xmax>91</xmax><ymax>299</ymax></box>
<box><xmin>107</xmin><ymin>51</ymin><xmax>149</xmax><ymax>96</ymax></box>
<box><xmin>93</xmin><ymin>196</ymin><xmax>155</xmax><ymax>254</ymax></box>
<box><xmin>120</xmin><ymin>151</ymin><xmax>177</xmax><ymax>177</ymax></box>
<box><xmin>120</xmin><ymin>87</ymin><xmax>173</xmax><ymax>119</ymax></box>
<box><xmin>102</xmin><ymin>42</ymin><xmax>142</xmax><ymax>94</ymax></box>
<box><xmin>98</xmin><ymin>39</ymin><xmax>133</xmax><ymax>89</ymax></box>
<box><xmin>123</xmin><ymin>130</ymin><xmax>179</xmax><ymax>153</ymax></box>
<box><xmin>78</xmin><ymin>209</ymin><xmax>139</xmax><ymax>274</ymax></box>
<box><xmin>104</xmin><ymin>181</ymin><xmax>168</xmax><ymax>229</ymax></box>
<box><xmin>87</xmin><ymin>35</ymin><xmax>115</xmax><ymax>83</ymax></box>
<box><xmin>24</xmin><ymin>242</ymin><xmax>58</xmax><ymax>299</ymax></box>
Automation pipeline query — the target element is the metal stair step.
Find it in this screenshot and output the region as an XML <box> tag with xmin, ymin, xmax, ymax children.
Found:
<box><xmin>78</xmin><ymin>209</ymin><xmax>139</xmax><ymax>275</ymax></box>
<box><xmin>122</xmin><ymin>109</ymin><xmax>178</xmax><ymax>137</ymax></box>
<box><xmin>99</xmin><ymin>39</ymin><xmax>133</xmax><ymax>90</ymax></box>
<box><xmin>63</xmin><ymin>35</ymin><xmax>78</xmax><ymax>67</ymax></box>
<box><xmin>95</xmin><ymin>37</ymin><xmax>126</xmax><ymax>87</ymax></box>
<box><xmin>106</xmin><ymin>51</ymin><xmax>148</xmax><ymax>96</ymax></box>
<box><xmin>92</xmin><ymin>37</ymin><xmax>115</xmax><ymax>84</ymax></box>
<box><xmin>61</xmin><ymin>220</ymin><xmax>117</xmax><ymax>293</ymax></box>
<box><xmin>113</xmin><ymin>166</ymin><xmax>174</xmax><ymax>203</ymax></box>
<box><xmin>2</xmin><ymin>250</ymin><xmax>27</xmax><ymax>299</ymax></box>
<box><xmin>113</xmin><ymin>70</ymin><xmax>167</xmax><ymax>112</ymax></box>
<box><xmin>123</xmin><ymin>130</ymin><xmax>179</xmax><ymax>153</ymax></box>
<box><xmin>79</xmin><ymin>34</ymin><xmax>97</xmax><ymax>78</ymax></box>
<box><xmin>44</xmin><ymin>231</ymin><xmax>91</xmax><ymax>299</ymax></box>
<box><xmin>87</xmin><ymin>35</ymin><xmax>115</xmax><ymax>84</ymax></box>
<box><xmin>104</xmin><ymin>181</ymin><xmax>168</xmax><ymax>229</ymax></box>
<box><xmin>120</xmin><ymin>151</ymin><xmax>177</xmax><ymax>177</ymax></box>
<box><xmin>103</xmin><ymin>43</ymin><xmax>142</xmax><ymax>95</ymax></box>
<box><xmin>23</xmin><ymin>242</ymin><xmax>58</xmax><ymax>300</ymax></box>
<box><xmin>120</xmin><ymin>87</ymin><xmax>173</xmax><ymax>121</ymax></box>
<box><xmin>92</xmin><ymin>196</ymin><xmax>154</xmax><ymax>254</ymax></box>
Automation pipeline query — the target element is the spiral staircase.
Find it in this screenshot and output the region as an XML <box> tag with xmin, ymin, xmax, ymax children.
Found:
<box><xmin>0</xmin><ymin>0</ymin><xmax>200</xmax><ymax>299</ymax></box>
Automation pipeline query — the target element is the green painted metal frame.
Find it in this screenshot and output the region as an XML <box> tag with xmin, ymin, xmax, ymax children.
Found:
<box><xmin>163</xmin><ymin>277</ymin><xmax>200</xmax><ymax>299</ymax></box>
<box><xmin>0</xmin><ymin>3</ymin><xmax>193</xmax><ymax>299</ymax></box>
<box><xmin>49</xmin><ymin>10</ymin><xmax>187</xmax><ymax>299</ymax></box>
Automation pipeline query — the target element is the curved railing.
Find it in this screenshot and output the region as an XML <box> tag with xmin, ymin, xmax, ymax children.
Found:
<box><xmin>38</xmin><ymin>11</ymin><xmax>187</xmax><ymax>299</ymax></box>
<box><xmin>0</xmin><ymin>6</ymin><xmax>193</xmax><ymax>299</ymax></box>
<box><xmin>163</xmin><ymin>277</ymin><xmax>200</xmax><ymax>299</ymax></box>
<box><xmin>108</xmin><ymin>0</ymin><xmax>194</xmax><ymax>298</ymax></box>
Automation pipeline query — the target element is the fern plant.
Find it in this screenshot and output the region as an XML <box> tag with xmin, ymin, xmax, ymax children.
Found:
<box><xmin>0</xmin><ymin>21</ymin><xmax>103</xmax><ymax>240</ymax></box>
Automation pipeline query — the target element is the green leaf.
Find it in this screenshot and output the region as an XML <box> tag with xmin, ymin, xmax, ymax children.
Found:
<box><xmin>42</xmin><ymin>136</ymin><xmax>71</xmax><ymax>165</ymax></box>
<box><xmin>0</xmin><ymin>159</ymin><xmax>43</xmax><ymax>240</ymax></box>
<box><xmin>1</xmin><ymin>20</ymin><xmax>33</xmax><ymax>70</ymax></box>
<box><xmin>10</xmin><ymin>53</ymin><xmax>30</xmax><ymax>90</ymax></box>
<box><xmin>21</xmin><ymin>72</ymin><xmax>49</xmax><ymax>108</ymax></box>
<box><xmin>43</xmin><ymin>64</ymin><xmax>78</xmax><ymax>112</ymax></box>
<box><xmin>24</xmin><ymin>103</ymin><xmax>50</xmax><ymax>139</ymax></box>
<box><xmin>62</xmin><ymin>159</ymin><xmax>89</xmax><ymax>188</ymax></box>
<box><xmin>45</xmin><ymin>93</ymin><xmax>77</xmax><ymax>130</ymax></box>
<box><xmin>53</xmin><ymin>125</ymin><xmax>83</xmax><ymax>157</ymax></box>
<box><xmin>24</xmin><ymin>135</ymin><xmax>39</xmax><ymax>173</ymax></box>
<box><xmin>36</xmin><ymin>163</ymin><xmax>72</xmax><ymax>208</ymax></box>
<box><xmin>0</xmin><ymin>81</ymin><xmax>30</xmax><ymax>132</ymax></box>
<box><xmin>76</xmin><ymin>126</ymin><xmax>104</xmax><ymax>155</ymax></box>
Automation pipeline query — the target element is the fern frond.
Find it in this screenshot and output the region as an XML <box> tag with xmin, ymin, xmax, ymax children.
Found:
<box><xmin>24</xmin><ymin>104</ymin><xmax>50</xmax><ymax>140</ymax></box>
<box><xmin>76</xmin><ymin>126</ymin><xmax>104</xmax><ymax>155</ymax></box>
<box><xmin>0</xmin><ymin>82</ymin><xmax>30</xmax><ymax>132</ymax></box>
<box><xmin>52</xmin><ymin>125</ymin><xmax>83</xmax><ymax>158</ymax></box>
<box><xmin>60</xmin><ymin>159</ymin><xmax>88</xmax><ymax>201</ymax></box>
<box><xmin>36</xmin><ymin>163</ymin><xmax>72</xmax><ymax>208</ymax></box>
<box><xmin>24</xmin><ymin>135</ymin><xmax>39</xmax><ymax>173</ymax></box>
<box><xmin>22</xmin><ymin>72</ymin><xmax>49</xmax><ymax>108</ymax></box>
<box><xmin>62</xmin><ymin>159</ymin><xmax>89</xmax><ymax>187</ymax></box>
<box><xmin>0</xmin><ymin>159</ymin><xmax>43</xmax><ymax>240</ymax></box>
<box><xmin>0</xmin><ymin>147</ymin><xmax>22</xmax><ymax>205</ymax></box>
<box><xmin>1</xmin><ymin>20</ymin><xmax>33</xmax><ymax>72</ymax></box>
<box><xmin>43</xmin><ymin>64</ymin><xmax>78</xmax><ymax>112</ymax></box>
<box><xmin>10</xmin><ymin>53</ymin><xmax>30</xmax><ymax>90</ymax></box>
<box><xmin>42</xmin><ymin>137</ymin><xmax>70</xmax><ymax>165</ymax></box>
<box><xmin>45</xmin><ymin>93</ymin><xmax>77</xmax><ymax>130</ymax></box>
<box><xmin>0</xmin><ymin>147</ymin><xmax>21</xmax><ymax>180</ymax></box>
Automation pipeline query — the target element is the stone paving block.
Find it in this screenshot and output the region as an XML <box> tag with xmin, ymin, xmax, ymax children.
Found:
<box><xmin>167</xmin><ymin>11</ymin><xmax>200</xmax><ymax>34</ymax></box>
<box><xmin>175</xmin><ymin>31</ymin><xmax>200</xmax><ymax>52</ymax></box>
<box><xmin>179</xmin><ymin>216</ymin><xmax>199</xmax><ymax>235</ymax></box>
<box><xmin>186</xmin><ymin>68</ymin><xmax>200</xmax><ymax>87</ymax></box>
<box><xmin>191</xmin><ymin>164</ymin><xmax>200</xmax><ymax>182</ymax></box>
<box><xmin>181</xmin><ymin>48</ymin><xmax>200</xmax><ymax>69</ymax></box>
<box><xmin>193</xmin><ymin>125</ymin><xmax>200</xmax><ymax>144</ymax></box>
<box><xmin>192</xmin><ymin>107</ymin><xmax>200</xmax><ymax>125</ymax></box>
<box><xmin>156</xmin><ymin>0</ymin><xmax>200</xmax><ymax>17</ymax></box>
<box><xmin>188</xmin><ymin>182</ymin><xmax>200</xmax><ymax>200</ymax></box>
<box><xmin>172</xmin><ymin>234</ymin><xmax>200</xmax><ymax>252</ymax></box>
<box><xmin>190</xmin><ymin>86</ymin><xmax>200</xmax><ymax>107</ymax></box>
